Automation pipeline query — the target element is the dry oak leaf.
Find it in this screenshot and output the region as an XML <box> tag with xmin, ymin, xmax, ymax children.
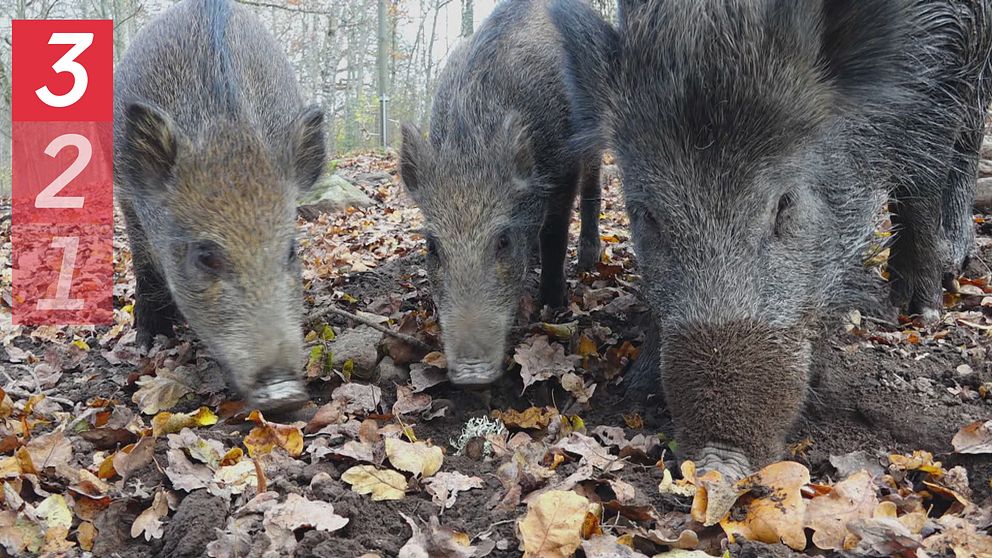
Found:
<box><xmin>393</xmin><ymin>385</ymin><xmax>433</xmax><ymax>417</ymax></box>
<box><xmin>264</xmin><ymin>492</ymin><xmax>349</xmax><ymax>533</ymax></box>
<box><xmin>424</xmin><ymin>471</ymin><xmax>484</xmax><ymax>509</ymax></box>
<box><xmin>331</xmin><ymin>382</ymin><xmax>383</xmax><ymax>414</ymax></box>
<box><xmin>151</xmin><ymin>406</ymin><xmax>218</xmax><ymax>437</ymax></box>
<box><xmin>131</xmin><ymin>489</ymin><xmax>169</xmax><ymax>541</ymax></box>
<box><xmin>951</xmin><ymin>420</ymin><xmax>992</xmax><ymax>454</ymax></box>
<box><xmin>132</xmin><ymin>368</ymin><xmax>195</xmax><ymax>414</ymax></box>
<box><xmin>719</xmin><ymin>461</ymin><xmax>810</xmax><ymax>551</ymax></box>
<box><xmin>165</xmin><ymin>448</ymin><xmax>214</xmax><ymax>492</ymax></box>
<box><xmin>804</xmin><ymin>470</ymin><xmax>879</xmax><ymax>550</ymax></box>
<box><xmin>397</xmin><ymin>513</ymin><xmax>475</xmax><ymax>558</ymax></box>
<box><xmin>243</xmin><ymin>410</ymin><xmax>304</xmax><ymax>458</ymax></box>
<box><xmin>513</xmin><ymin>335</ymin><xmax>578</xmax><ymax>391</ymax></box>
<box><xmin>385</xmin><ymin>438</ymin><xmax>443</xmax><ymax>478</ymax></box>
<box><xmin>517</xmin><ymin>490</ymin><xmax>599</xmax><ymax>558</ymax></box>
<box><xmin>112</xmin><ymin>435</ymin><xmax>156</xmax><ymax>481</ymax></box>
<box><xmin>342</xmin><ymin>465</ymin><xmax>407</xmax><ymax>501</ymax></box>
<box><xmin>23</xmin><ymin>430</ymin><xmax>73</xmax><ymax>477</ymax></box>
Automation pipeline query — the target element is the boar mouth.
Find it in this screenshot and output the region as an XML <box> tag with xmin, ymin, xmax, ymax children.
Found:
<box><xmin>218</xmin><ymin>360</ymin><xmax>308</xmax><ymax>413</ymax></box>
<box><xmin>447</xmin><ymin>359</ymin><xmax>504</xmax><ymax>387</ymax></box>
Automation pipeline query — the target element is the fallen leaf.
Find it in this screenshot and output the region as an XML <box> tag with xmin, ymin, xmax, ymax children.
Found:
<box><xmin>131</xmin><ymin>489</ymin><xmax>169</xmax><ymax>541</ymax></box>
<box><xmin>581</xmin><ymin>534</ymin><xmax>649</xmax><ymax>557</ymax></box>
<box><xmin>263</xmin><ymin>492</ymin><xmax>348</xmax><ymax>533</ymax></box>
<box><xmin>244</xmin><ymin>411</ymin><xmax>304</xmax><ymax>458</ymax></box>
<box><xmin>398</xmin><ymin>513</ymin><xmax>475</xmax><ymax>558</ymax></box>
<box><xmin>386</xmin><ymin>438</ymin><xmax>443</xmax><ymax>478</ymax></box>
<box><xmin>132</xmin><ymin>368</ymin><xmax>195</xmax><ymax>414</ymax></box>
<box><xmin>410</xmin><ymin>364</ymin><xmax>448</xmax><ymax>392</ymax></box>
<box><xmin>112</xmin><ymin>436</ymin><xmax>156</xmax><ymax>481</ymax></box>
<box><xmin>393</xmin><ymin>385</ymin><xmax>433</xmax><ymax>417</ymax></box>
<box><xmin>493</xmin><ymin>407</ymin><xmax>558</xmax><ymax>430</ymax></box>
<box><xmin>424</xmin><ymin>471</ymin><xmax>484</xmax><ymax>509</ymax></box>
<box><xmin>151</xmin><ymin>407</ymin><xmax>218</xmax><ymax>436</ymax></box>
<box><xmin>341</xmin><ymin>465</ymin><xmax>407</xmax><ymax>500</ymax></box>
<box><xmin>331</xmin><ymin>383</ymin><xmax>383</xmax><ymax>414</ymax></box>
<box><xmin>513</xmin><ymin>335</ymin><xmax>578</xmax><ymax>391</ymax></box>
<box><xmin>518</xmin><ymin>490</ymin><xmax>597</xmax><ymax>558</ymax></box>
<box><xmin>951</xmin><ymin>420</ymin><xmax>992</xmax><ymax>454</ymax></box>
<box><xmin>719</xmin><ymin>461</ymin><xmax>810</xmax><ymax>551</ymax></box>
<box><xmin>805</xmin><ymin>470</ymin><xmax>878</xmax><ymax>550</ymax></box>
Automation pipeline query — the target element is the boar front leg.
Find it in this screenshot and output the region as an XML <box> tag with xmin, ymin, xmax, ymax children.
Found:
<box><xmin>122</xmin><ymin>201</ymin><xmax>182</xmax><ymax>347</ymax></box>
<box><xmin>538</xmin><ymin>169</ymin><xmax>580</xmax><ymax>308</ymax></box>
<box><xmin>577</xmin><ymin>157</ymin><xmax>603</xmax><ymax>272</ymax></box>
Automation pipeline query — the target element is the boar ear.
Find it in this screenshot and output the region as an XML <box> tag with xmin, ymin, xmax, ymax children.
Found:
<box><xmin>399</xmin><ymin>123</ymin><xmax>431</xmax><ymax>196</ymax></box>
<box><xmin>291</xmin><ymin>106</ymin><xmax>326</xmax><ymax>190</ymax></box>
<box><xmin>548</xmin><ymin>0</ymin><xmax>620</xmax><ymax>154</ymax></box>
<box><xmin>502</xmin><ymin>113</ymin><xmax>534</xmax><ymax>183</ymax></box>
<box><xmin>122</xmin><ymin>102</ymin><xmax>178</xmax><ymax>186</ymax></box>
<box><xmin>819</xmin><ymin>0</ymin><xmax>909</xmax><ymax>106</ymax></box>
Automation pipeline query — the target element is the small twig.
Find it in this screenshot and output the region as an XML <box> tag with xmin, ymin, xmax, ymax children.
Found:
<box><xmin>312</xmin><ymin>305</ymin><xmax>435</xmax><ymax>352</ymax></box>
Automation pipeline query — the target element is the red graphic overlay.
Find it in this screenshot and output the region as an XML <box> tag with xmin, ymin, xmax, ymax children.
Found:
<box><xmin>12</xmin><ymin>20</ymin><xmax>114</xmax><ymax>325</ymax></box>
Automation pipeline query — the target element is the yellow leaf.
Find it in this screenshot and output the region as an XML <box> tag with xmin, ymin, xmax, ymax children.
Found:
<box><xmin>577</xmin><ymin>335</ymin><xmax>598</xmax><ymax>357</ymax></box>
<box><xmin>492</xmin><ymin>407</ymin><xmax>558</xmax><ymax>430</ymax></box>
<box><xmin>385</xmin><ymin>438</ymin><xmax>443</xmax><ymax>478</ymax></box>
<box><xmin>151</xmin><ymin>407</ymin><xmax>218</xmax><ymax>436</ymax></box>
<box><xmin>341</xmin><ymin>465</ymin><xmax>407</xmax><ymax>501</ymax></box>
<box><xmin>243</xmin><ymin>413</ymin><xmax>304</xmax><ymax>458</ymax></box>
<box><xmin>71</xmin><ymin>339</ymin><xmax>90</xmax><ymax>351</ymax></box>
<box><xmin>719</xmin><ymin>462</ymin><xmax>810</xmax><ymax>551</ymax></box>
<box><xmin>321</xmin><ymin>324</ymin><xmax>336</xmax><ymax>340</ymax></box>
<box><xmin>77</xmin><ymin>521</ymin><xmax>97</xmax><ymax>551</ymax></box>
<box><xmin>518</xmin><ymin>490</ymin><xmax>597</xmax><ymax>558</ymax></box>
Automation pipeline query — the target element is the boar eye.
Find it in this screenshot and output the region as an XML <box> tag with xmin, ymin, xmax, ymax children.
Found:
<box><xmin>495</xmin><ymin>231</ymin><xmax>512</xmax><ymax>256</ymax></box>
<box><xmin>188</xmin><ymin>241</ymin><xmax>227</xmax><ymax>275</ymax></box>
<box><xmin>773</xmin><ymin>192</ymin><xmax>796</xmax><ymax>238</ymax></box>
<box><xmin>425</xmin><ymin>235</ymin><xmax>440</xmax><ymax>259</ymax></box>
<box><xmin>287</xmin><ymin>239</ymin><xmax>298</xmax><ymax>264</ymax></box>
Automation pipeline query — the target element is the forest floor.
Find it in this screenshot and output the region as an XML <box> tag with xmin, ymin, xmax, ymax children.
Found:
<box><xmin>1</xmin><ymin>151</ymin><xmax>991</xmax><ymax>558</ymax></box>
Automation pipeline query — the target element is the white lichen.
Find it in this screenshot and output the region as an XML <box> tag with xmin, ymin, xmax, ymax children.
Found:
<box><xmin>450</xmin><ymin>415</ymin><xmax>507</xmax><ymax>457</ymax></box>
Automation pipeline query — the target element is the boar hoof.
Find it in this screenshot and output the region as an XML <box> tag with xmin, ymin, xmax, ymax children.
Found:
<box><xmin>134</xmin><ymin>313</ymin><xmax>177</xmax><ymax>349</ymax></box>
<box><xmin>695</xmin><ymin>445</ymin><xmax>753</xmax><ymax>482</ymax></box>
<box><xmin>577</xmin><ymin>240</ymin><xmax>602</xmax><ymax>272</ymax></box>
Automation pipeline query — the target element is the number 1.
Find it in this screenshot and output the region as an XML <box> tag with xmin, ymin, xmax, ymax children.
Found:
<box><xmin>37</xmin><ymin>236</ymin><xmax>85</xmax><ymax>311</ymax></box>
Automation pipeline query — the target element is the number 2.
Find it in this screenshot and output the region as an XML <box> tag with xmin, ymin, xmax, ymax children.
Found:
<box><xmin>35</xmin><ymin>133</ymin><xmax>90</xmax><ymax>209</ymax></box>
<box><xmin>35</xmin><ymin>32</ymin><xmax>93</xmax><ymax>108</ymax></box>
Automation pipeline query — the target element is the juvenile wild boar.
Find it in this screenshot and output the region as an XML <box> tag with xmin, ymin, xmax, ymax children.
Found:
<box><xmin>115</xmin><ymin>0</ymin><xmax>326</xmax><ymax>411</ymax></box>
<box><xmin>551</xmin><ymin>0</ymin><xmax>992</xmax><ymax>476</ymax></box>
<box><xmin>399</xmin><ymin>0</ymin><xmax>603</xmax><ymax>387</ymax></box>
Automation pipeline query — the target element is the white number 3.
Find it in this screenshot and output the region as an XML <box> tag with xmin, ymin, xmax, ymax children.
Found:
<box><xmin>35</xmin><ymin>32</ymin><xmax>93</xmax><ymax>108</ymax></box>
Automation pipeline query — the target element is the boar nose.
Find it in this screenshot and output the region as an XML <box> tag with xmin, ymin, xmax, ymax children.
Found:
<box><xmin>448</xmin><ymin>360</ymin><xmax>503</xmax><ymax>386</ymax></box>
<box><xmin>252</xmin><ymin>371</ymin><xmax>308</xmax><ymax>413</ymax></box>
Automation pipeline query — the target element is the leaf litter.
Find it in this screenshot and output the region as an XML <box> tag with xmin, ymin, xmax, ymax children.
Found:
<box><xmin>1</xmin><ymin>152</ymin><xmax>991</xmax><ymax>557</ymax></box>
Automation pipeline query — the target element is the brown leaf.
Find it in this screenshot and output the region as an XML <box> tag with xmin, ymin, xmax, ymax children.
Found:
<box><xmin>513</xmin><ymin>335</ymin><xmax>578</xmax><ymax>391</ymax></box>
<box><xmin>424</xmin><ymin>471</ymin><xmax>484</xmax><ymax>509</ymax></box>
<box><xmin>131</xmin><ymin>489</ymin><xmax>169</xmax><ymax>541</ymax></box>
<box><xmin>804</xmin><ymin>470</ymin><xmax>879</xmax><ymax>550</ymax></box>
<box><xmin>951</xmin><ymin>420</ymin><xmax>992</xmax><ymax>454</ymax></box>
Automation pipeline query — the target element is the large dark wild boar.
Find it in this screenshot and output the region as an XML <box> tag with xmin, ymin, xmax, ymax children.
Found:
<box><xmin>399</xmin><ymin>0</ymin><xmax>603</xmax><ymax>387</ymax></box>
<box><xmin>115</xmin><ymin>0</ymin><xmax>326</xmax><ymax>411</ymax></box>
<box><xmin>551</xmin><ymin>0</ymin><xmax>992</xmax><ymax>476</ymax></box>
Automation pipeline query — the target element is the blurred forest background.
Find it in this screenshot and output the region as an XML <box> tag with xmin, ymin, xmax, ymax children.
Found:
<box><xmin>0</xmin><ymin>0</ymin><xmax>618</xmax><ymax>195</ymax></box>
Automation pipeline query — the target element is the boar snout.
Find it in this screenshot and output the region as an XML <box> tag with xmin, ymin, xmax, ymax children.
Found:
<box><xmin>660</xmin><ymin>320</ymin><xmax>810</xmax><ymax>476</ymax></box>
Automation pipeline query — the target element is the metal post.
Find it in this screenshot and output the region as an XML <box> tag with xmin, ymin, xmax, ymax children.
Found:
<box><xmin>377</xmin><ymin>0</ymin><xmax>389</xmax><ymax>148</ymax></box>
